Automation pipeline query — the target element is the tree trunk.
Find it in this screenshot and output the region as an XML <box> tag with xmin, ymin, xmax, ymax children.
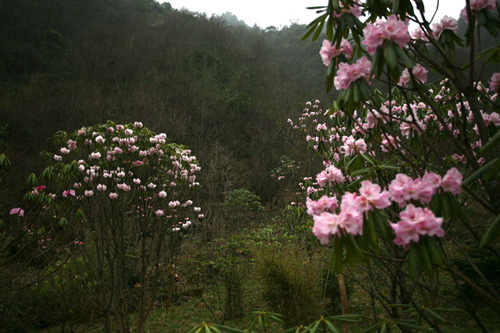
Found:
<box><xmin>337</xmin><ymin>274</ymin><xmax>350</xmax><ymax>333</ymax></box>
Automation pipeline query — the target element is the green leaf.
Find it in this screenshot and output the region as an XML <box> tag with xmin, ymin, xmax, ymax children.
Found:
<box><xmin>425</xmin><ymin>237</ymin><xmax>443</xmax><ymax>267</ymax></box>
<box><xmin>362</xmin><ymin>322</ymin><xmax>383</xmax><ymax>333</ymax></box>
<box><xmin>58</xmin><ymin>217</ymin><xmax>68</xmax><ymax>228</ymax></box>
<box><xmin>480</xmin><ymin>214</ymin><xmax>500</xmax><ymax>248</ymax></box>
<box><xmin>324</xmin><ymin>319</ymin><xmax>340</xmax><ymax>333</ymax></box>
<box><xmin>383</xmin><ymin>42</ymin><xmax>398</xmax><ymax>72</ymax></box>
<box><xmin>352</xmin><ymin>81</ymin><xmax>360</xmax><ymax>102</ymax></box>
<box><xmin>424</xmin><ymin>308</ymin><xmax>447</xmax><ymax>323</ymax></box>
<box><xmin>40</xmin><ymin>166</ymin><xmax>54</xmax><ymax>181</ymax></box>
<box><xmin>26</xmin><ymin>173</ymin><xmax>38</xmax><ymax>187</ymax></box>
<box><xmin>392</xmin><ymin>0</ymin><xmax>400</xmax><ymax>14</ymax></box>
<box><xmin>303</xmin><ymin>23</ymin><xmax>320</xmax><ymax>41</ymax></box>
<box><xmin>393</xmin><ymin>319</ymin><xmax>427</xmax><ymax>329</ymax></box>
<box><xmin>365</xmin><ymin>214</ymin><xmax>378</xmax><ymax>250</ymax></box>
<box><xmin>347</xmin><ymin>234</ymin><xmax>366</xmax><ymax>260</ymax></box>
<box><xmin>409</xmin><ymin>243</ymin><xmax>421</xmax><ymax>279</ymax></box>
<box><xmin>419</xmin><ymin>239</ymin><xmax>433</xmax><ymax>271</ymax></box>
<box><xmin>312</xmin><ymin>19</ymin><xmax>326</xmax><ymax>41</ymax></box>
<box><xmin>0</xmin><ymin>154</ymin><xmax>11</xmax><ymax>169</ymax></box>
<box><xmin>308</xmin><ymin>320</ymin><xmax>321</xmax><ymax>333</ymax></box>
<box><xmin>480</xmin><ymin>130</ymin><xmax>500</xmax><ymax>155</ymax></box>
<box><xmin>327</xmin><ymin>16</ymin><xmax>334</xmax><ymax>40</ymax></box>
<box><xmin>462</xmin><ymin>157</ymin><xmax>500</xmax><ymax>186</ymax></box>
<box><xmin>394</xmin><ymin>45</ymin><xmax>413</xmax><ymax>69</ymax></box>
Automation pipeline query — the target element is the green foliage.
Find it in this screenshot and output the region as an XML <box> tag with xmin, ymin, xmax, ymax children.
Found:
<box><xmin>247</xmin><ymin>311</ymin><xmax>284</xmax><ymax>332</ymax></box>
<box><xmin>223</xmin><ymin>189</ymin><xmax>265</xmax><ymax>212</ymax></box>
<box><xmin>254</xmin><ymin>243</ymin><xmax>324</xmax><ymax>326</ymax></box>
<box><xmin>188</xmin><ymin>321</ymin><xmax>244</xmax><ymax>333</ymax></box>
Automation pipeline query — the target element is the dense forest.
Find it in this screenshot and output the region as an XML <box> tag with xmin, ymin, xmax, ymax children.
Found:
<box><xmin>1</xmin><ymin>0</ymin><xmax>500</xmax><ymax>332</ymax></box>
<box><xmin>0</xmin><ymin>0</ymin><xmax>330</xmax><ymax>204</ymax></box>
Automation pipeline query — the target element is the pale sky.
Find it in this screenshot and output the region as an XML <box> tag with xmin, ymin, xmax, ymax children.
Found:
<box><xmin>162</xmin><ymin>0</ymin><xmax>464</xmax><ymax>28</ymax></box>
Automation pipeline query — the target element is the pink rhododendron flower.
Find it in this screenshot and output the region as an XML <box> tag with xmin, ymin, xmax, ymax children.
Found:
<box><xmin>67</xmin><ymin>139</ymin><xmax>77</xmax><ymax>150</ymax></box>
<box><xmin>316</xmin><ymin>165</ymin><xmax>345</xmax><ymax>187</ymax></box>
<box><xmin>461</xmin><ymin>0</ymin><xmax>497</xmax><ymax>22</ymax></box>
<box><xmin>363</xmin><ymin>15</ymin><xmax>410</xmax><ymax>55</ymax></box>
<box><xmin>389</xmin><ymin>174</ymin><xmax>420</xmax><ymax>207</ymax></box>
<box><xmin>109</xmin><ymin>192</ymin><xmax>119</xmax><ymax>199</ymax></box>
<box><xmin>54</xmin><ymin>154</ymin><xmax>63</xmax><ymax>161</ymax></box>
<box><xmin>338</xmin><ymin>192</ymin><xmax>364</xmax><ymax>236</ymax></box>
<box><xmin>398</xmin><ymin>64</ymin><xmax>428</xmax><ymax>87</ymax></box>
<box><xmin>441</xmin><ymin>167</ymin><xmax>462</xmax><ymax>195</ymax></box>
<box><xmin>340</xmin><ymin>135</ymin><xmax>367</xmax><ymax>156</ymax></box>
<box><xmin>412</xmin><ymin>64</ymin><xmax>428</xmax><ymax>83</ymax></box>
<box><xmin>117</xmin><ymin>183</ymin><xmax>131</xmax><ymax>192</ymax></box>
<box><xmin>319</xmin><ymin>39</ymin><xmax>353</xmax><ymax>66</ymax></box>
<box><xmin>97</xmin><ymin>184</ymin><xmax>107</xmax><ymax>192</ymax></box>
<box><xmin>158</xmin><ymin>191</ymin><xmax>167</xmax><ymax>198</ymax></box>
<box><xmin>489</xmin><ymin>72</ymin><xmax>500</xmax><ymax>92</ymax></box>
<box><xmin>10</xmin><ymin>207</ymin><xmax>24</xmax><ymax>216</ymax></box>
<box><xmin>411</xmin><ymin>27</ymin><xmax>428</xmax><ymax>40</ymax></box>
<box><xmin>134</xmin><ymin>122</ymin><xmax>143</xmax><ymax>128</ymax></box>
<box><xmin>155</xmin><ymin>210</ymin><xmax>164</xmax><ymax>217</ymax></box>
<box><xmin>62</xmin><ymin>189</ymin><xmax>76</xmax><ymax>197</ymax></box>
<box><xmin>332</xmin><ymin>0</ymin><xmax>362</xmax><ymax>18</ymax></box>
<box><xmin>358</xmin><ymin>181</ymin><xmax>391</xmax><ymax>211</ymax></box>
<box><xmin>334</xmin><ymin>57</ymin><xmax>372</xmax><ymax>90</ymax></box>
<box><xmin>90</xmin><ymin>152</ymin><xmax>101</xmax><ymax>160</ymax></box>
<box><xmin>306</xmin><ymin>195</ymin><xmax>338</xmax><ymax>215</ymax></box>
<box><xmin>489</xmin><ymin>112</ymin><xmax>500</xmax><ymax>126</ymax></box>
<box><xmin>84</xmin><ymin>190</ymin><xmax>94</xmax><ymax>197</ymax></box>
<box><xmin>391</xmin><ymin>205</ymin><xmax>444</xmax><ymax>247</ymax></box>
<box><xmin>313</xmin><ymin>212</ymin><xmax>341</xmax><ymax>244</ymax></box>
<box><xmin>432</xmin><ymin>16</ymin><xmax>458</xmax><ymax>37</ymax></box>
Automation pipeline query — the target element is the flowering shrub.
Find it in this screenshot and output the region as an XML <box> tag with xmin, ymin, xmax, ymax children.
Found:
<box><xmin>14</xmin><ymin>121</ymin><xmax>202</xmax><ymax>332</ymax></box>
<box><xmin>295</xmin><ymin>0</ymin><xmax>500</xmax><ymax>329</ymax></box>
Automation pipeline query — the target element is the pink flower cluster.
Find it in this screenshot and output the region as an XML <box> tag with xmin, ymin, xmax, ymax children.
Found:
<box><xmin>310</xmin><ymin>180</ymin><xmax>391</xmax><ymax>244</ymax></box>
<box><xmin>461</xmin><ymin>0</ymin><xmax>497</xmax><ymax>22</ymax></box>
<box><xmin>316</xmin><ymin>165</ymin><xmax>345</xmax><ymax>187</ymax></box>
<box><xmin>362</xmin><ymin>15</ymin><xmax>410</xmax><ymax>55</ymax></box>
<box><xmin>319</xmin><ymin>39</ymin><xmax>353</xmax><ymax>66</ymax></box>
<box><xmin>432</xmin><ymin>16</ymin><xmax>458</xmax><ymax>38</ymax></box>
<box><xmin>391</xmin><ymin>205</ymin><xmax>444</xmax><ymax>247</ymax></box>
<box><xmin>306</xmin><ymin>195</ymin><xmax>338</xmax><ymax>215</ymax></box>
<box><xmin>308</xmin><ymin>168</ymin><xmax>462</xmax><ymax>247</ymax></box>
<box><xmin>389</xmin><ymin>168</ymin><xmax>461</xmax><ymax>207</ymax></box>
<box><xmin>398</xmin><ymin>64</ymin><xmax>428</xmax><ymax>87</ymax></box>
<box><xmin>340</xmin><ymin>135</ymin><xmax>367</xmax><ymax>156</ymax></box>
<box><xmin>333</xmin><ymin>0</ymin><xmax>362</xmax><ymax>18</ymax></box>
<box><xmin>334</xmin><ymin>57</ymin><xmax>372</xmax><ymax>90</ymax></box>
<box><xmin>489</xmin><ymin>72</ymin><xmax>500</xmax><ymax>92</ymax></box>
<box><xmin>10</xmin><ymin>207</ymin><xmax>24</xmax><ymax>217</ymax></box>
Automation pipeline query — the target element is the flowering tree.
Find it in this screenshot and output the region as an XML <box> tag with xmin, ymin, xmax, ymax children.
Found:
<box><xmin>15</xmin><ymin>121</ymin><xmax>203</xmax><ymax>332</ymax></box>
<box><xmin>291</xmin><ymin>0</ymin><xmax>500</xmax><ymax>330</ymax></box>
